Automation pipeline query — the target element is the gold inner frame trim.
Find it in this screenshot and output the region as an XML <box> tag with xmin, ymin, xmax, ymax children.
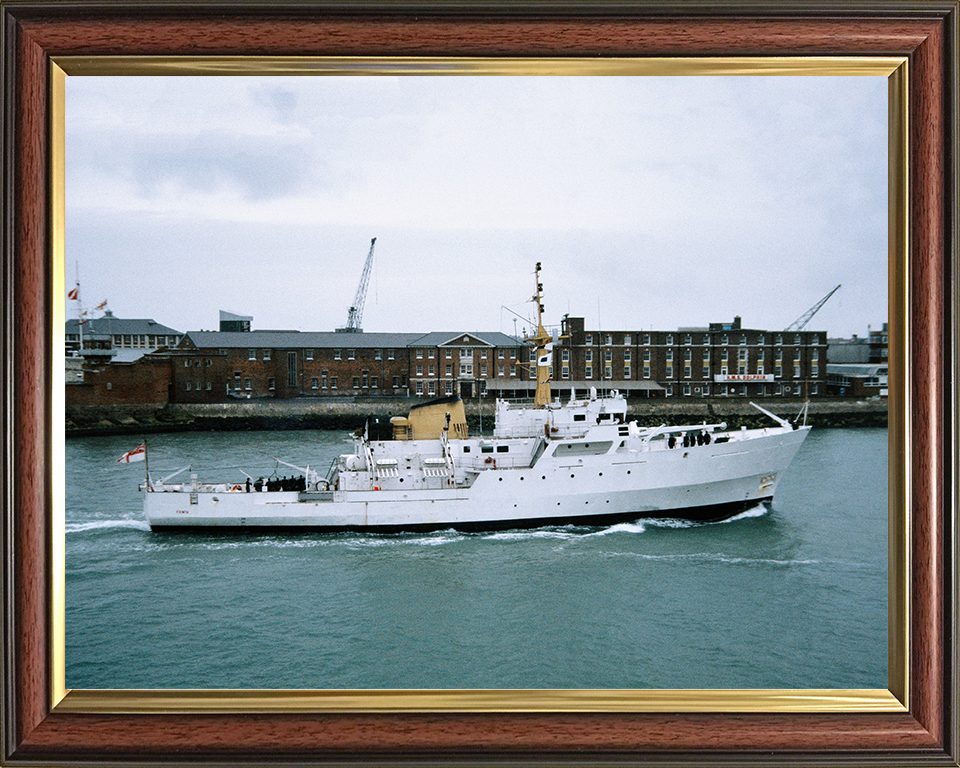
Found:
<box><xmin>49</xmin><ymin>55</ymin><xmax>909</xmax><ymax>716</ymax></box>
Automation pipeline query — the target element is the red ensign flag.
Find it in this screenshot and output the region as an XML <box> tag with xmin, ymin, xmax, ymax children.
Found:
<box><xmin>117</xmin><ymin>444</ymin><xmax>146</xmax><ymax>463</ymax></box>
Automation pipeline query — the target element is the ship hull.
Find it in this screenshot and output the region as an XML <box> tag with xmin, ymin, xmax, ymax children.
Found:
<box><xmin>143</xmin><ymin>426</ymin><xmax>807</xmax><ymax>532</ymax></box>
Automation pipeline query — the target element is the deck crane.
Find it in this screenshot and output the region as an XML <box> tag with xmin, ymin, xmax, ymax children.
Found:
<box><xmin>783</xmin><ymin>284</ymin><xmax>841</xmax><ymax>332</ymax></box>
<box><xmin>337</xmin><ymin>237</ymin><xmax>377</xmax><ymax>333</ymax></box>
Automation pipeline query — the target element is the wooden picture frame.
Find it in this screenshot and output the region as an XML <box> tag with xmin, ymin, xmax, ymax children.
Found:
<box><xmin>2</xmin><ymin>2</ymin><xmax>957</xmax><ymax>765</ymax></box>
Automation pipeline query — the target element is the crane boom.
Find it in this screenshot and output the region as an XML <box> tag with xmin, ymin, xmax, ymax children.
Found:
<box><xmin>339</xmin><ymin>237</ymin><xmax>376</xmax><ymax>333</ymax></box>
<box><xmin>784</xmin><ymin>284</ymin><xmax>841</xmax><ymax>332</ymax></box>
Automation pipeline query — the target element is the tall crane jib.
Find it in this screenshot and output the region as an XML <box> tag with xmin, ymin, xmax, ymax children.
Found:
<box><xmin>338</xmin><ymin>237</ymin><xmax>377</xmax><ymax>333</ymax></box>
<box><xmin>784</xmin><ymin>284</ymin><xmax>841</xmax><ymax>332</ymax></box>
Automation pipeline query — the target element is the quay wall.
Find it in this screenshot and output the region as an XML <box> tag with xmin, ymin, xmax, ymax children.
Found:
<box><xmin>66</xmin><ymin>397</ymin><xmax>888</xmax><ymax>437</ymax></box>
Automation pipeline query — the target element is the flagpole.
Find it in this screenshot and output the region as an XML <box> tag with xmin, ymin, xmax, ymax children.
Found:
<box><xmin>144</xmin><ymin>438</ymin><xmax>150</xmax><ymax>492</ymax></box>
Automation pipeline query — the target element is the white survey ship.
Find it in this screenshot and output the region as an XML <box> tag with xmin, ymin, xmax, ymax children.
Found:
<box><xmin>142</xmin><ymin>267</ymin><xmax>810</xmax><ymax>532</ymax></box>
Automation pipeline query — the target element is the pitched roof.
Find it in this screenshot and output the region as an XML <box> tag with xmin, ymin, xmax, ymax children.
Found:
<box><xmin>65</xmin><ymin>314</ymin><xmax>181</xmax><ymax>336</ymax></box>
<box><xmin>408</xmin><ymin>332</ymin><xmax>523</xmax><ymax>348</ymax></box>
<box><xmin>182</xmin><ymin>331</ymin><xmax>425</xmax><ymax>349</ymax></box>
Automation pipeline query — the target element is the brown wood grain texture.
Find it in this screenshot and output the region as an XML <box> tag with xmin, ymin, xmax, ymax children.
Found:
<box><xmin>908</xmin><ymin>15</ymin><xmax>947</xmax><ymax>749</ymax></box>
<box><xmin>5</xmin><ymin>7</ymin><xmax>955</xmax><ymax>764</ymax></box>
<box><xmin>13</xmin><ymin>22</ymin><xmax>49</xmax><ymax>750</ymax></box>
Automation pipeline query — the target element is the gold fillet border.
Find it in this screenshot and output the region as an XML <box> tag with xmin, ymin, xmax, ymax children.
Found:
<box><xmin>49</xmin><ymin>56</ymin><xmax>909</xmax><ymax>715</ymax></box>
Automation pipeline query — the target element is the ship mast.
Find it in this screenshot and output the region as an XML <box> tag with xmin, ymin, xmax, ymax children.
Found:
<box><xmin>530</xmin><ymin>262</ymin><xmax>553</xmax><ymax>408</ymax></box>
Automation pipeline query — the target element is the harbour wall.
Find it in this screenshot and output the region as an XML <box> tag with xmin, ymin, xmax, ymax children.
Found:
<box><xmin>66</xmin><ymin>397</ymin><xmax>888</xmax><ymax>437</ymax></box>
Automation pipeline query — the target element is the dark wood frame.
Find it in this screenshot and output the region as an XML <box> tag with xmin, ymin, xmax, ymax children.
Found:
<box><xmin>2</xmin><ymin>2</ymin><xmax>957</xmax><ymax>765</ymax></box>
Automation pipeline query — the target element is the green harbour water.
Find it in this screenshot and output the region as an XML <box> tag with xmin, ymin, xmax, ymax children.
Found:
<box><xmin>65</xmin><ymin>427</ymin><xmax>887</xmax><ymax>690</ymax></box>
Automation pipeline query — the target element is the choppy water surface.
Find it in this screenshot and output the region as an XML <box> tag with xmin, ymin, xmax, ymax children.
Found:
<box><xmin>65</xmin><ymin>427</ymin><xmax>887</xmax><ymax>689</ymax></box>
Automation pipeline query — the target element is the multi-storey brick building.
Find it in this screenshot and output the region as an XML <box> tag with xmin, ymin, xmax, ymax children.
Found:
<box><xmin>554</xmin><ymin>316</ymin><xmax>827</xmax><ymax>399</ymax></box>
<box><xmin>66</xmin><ymin>312</ymin><xmax>832</xmax><ymax>407</ymax></box>
<box><xmin>169</xmin><ymin>329</ymin><xmax>527</xmax><ymax>403</ymax></box>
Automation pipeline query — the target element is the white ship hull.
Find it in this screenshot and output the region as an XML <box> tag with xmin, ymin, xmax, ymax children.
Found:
<box><xmin>143</xmin><ymin>423</ymin><xmax>809</xmax><ymax>532</ymax></box>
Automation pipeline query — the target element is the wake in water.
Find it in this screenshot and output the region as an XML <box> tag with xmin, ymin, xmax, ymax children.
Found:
<box><xmin>66</xmin><ymin>519</ymin><xmax>151</xmax><ymax>533</ymax></box>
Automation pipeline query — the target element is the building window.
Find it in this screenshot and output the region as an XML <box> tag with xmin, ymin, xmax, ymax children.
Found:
<box><xmin>605</xmin><ymin>334</ymin><xmax>612</xmax><ymax>345</ymax></box>
<box><xmin>666</xmin><ymin>334</ymin><xmax>674</xmax><ymax>345</ymax></box>
<box><xmin>205</xmin><ymin>359</ymin><xmax>211</xmax><ymax>367</ymax></box>
<box><xmin>605</xmin><ymin>349</ymin><xmax>613</xmax><ymax>362</ymax></box>
<box><xmin>184</xmin><ymin>359</ymin><xmax>191</xmax><ymax>368</ymax></box>
<box><xmin>794</xmin><ymin>334</ymin><xmax>801</xmax><ymax>345</ymax></box>
<box><xmin>684</xmin><ymin>334</ymin><xmax>692</xmax><ymax>345</ymax></box>
<box><xmin>740</xmin><ymin>335</ymin><xmax>747</xmax><ymax>345</ymax></box>
<box><xmin>428</xmin><ymin>349</ymin><xmax>434</xmax><ymax>358</ymax></box>
<box><xmin>585</xmin><ymin>365</ymin><xmax>593</xmax><ymax>379</ymax></box>
<box><xmin>205</xmin><ymin>382</ymin><xmax>211</xmax><ymax>390</ymax></box>
<box><xmin>720</xmin><ymin>365</ymin><xmax>728</xmax><ymax>376</ymax></box>
<box><xmin>721</xmin><ymin>349</ymin><xmax>728</xmax><ymax>362</ymax></box>
<box><xmin>334</xmin><ymin>349</ymin><xmax>341</xmax><ymax>360</ymax></box>
<box><xmin>268</xmin><ymin>378</ymin><xmax>275</xmax><ymax>390</ymax></box>
<box><xmin>702</xmin><ymin>366</ymin><xmax>710</xmax><ymax>379</ymax></box>
<box><xmin>392</xmin><ymin>376</ymin><xmax>399</xmax><ymax>388</ymax></box>
<box><xmin>498</xmin><ymin>349</ymin><xmax>505</xmax><ymax>359</ymax></box>
<box><xmin>348</xmin><ymin>349</ymin><xmax>355</xmax><ymax>360</ymax></box>
<box><xmin>643</xmin><ymin>366</ymin><xmax>651</xmax><ymax>379</ymax></box>
<box><xmin>643</xmin><ymin>334</ymin><xmax>651</xmax><ymax>345</ymax></box>
<box><xmin>311</xmin><ymin>378</ymin><xmax>318</xmax><ymax>389</ymax></box>
<box><xmin>371</xmin><ymin>375</ymin><xmax>378</xmax><ymax>389</ymax></box>
<box><xmin>666</xmin><ymin>365</ymin><xmax>674</xmax><ymax>378</ymax></box>
<box><xmin>416</xmin><ymin>381</ymin><xmax>423</xmax><ymax>394</ymax></box>
<box><xmin>511</xmin><ymin>365</ymin><xmax>517</xmax><ymax>377</ymax></box>
<box><xmin>416</xmin><ymin>365</ymin><xmax>423</xmax><ymax>376</ymax></box>
<box><xmin>721</xmin><ymin>334</ymin><xmax>728</xmax><ymax>345</ymax></box>
<box><xmin>738</xmin><ymin>363</ymin><xmax>746</xmax><ymax>374</ymax></box>
<box><xmin>794</xmin><ymin>365</ymin><xmax>801</xmax><ymax>378</ymax></box>
<box><xmin>794</xmin><ymin>349</ymin><xmax>802</xmax><ymax>361</ymax></box>
<box><xmin>776</xmin><ymin>349</ymin><xmax>783</xmax><ymax>361</ymax></box>
<box><xmin>624</xmin><ymin>365</ymin><xmax>631</xmax><ymax>379</ymax></box>
<box><xmin>739</xmin><ymin>349</ymin><xmax>747</xmax><ymax>361</ymax></box>
<box><xmin>480</xmin><ymin>365</ymin><xmax>487</xmax><ymax>377</ymax></box>
<box><xmin>757</xmin><ymin>348</ymin><xmax>765</xmax><ymax>361</ymax></box>
<box><xmin>624</xmin><ymin>335</ymin><xmax>632</xmax><ymax>345</ymax></box>
<box><xmin>561</xmin><ymin>349</ymin><xmax>570</xmax><ymax>361</ymax></box>
<box><xmin>306</xmin><ymin>349</ymin><xmax>314</xmax><ymax>360</ymax></box>
<box><xmin>388</xmin><ymin>349</ymin><xmax>395</xmax><ymax>360</ymax></box>
<box><xmin>480</xmin><ymin>349</ymin><xmax>487</xmax><ymax>359</ymax></box>
<box><xmin>585</xmin><ymin>335</ymin><xmax>593</xmax><ymax>345</ymax></box>
<box><xmin>428</xmin><ymin>365</ymin><xmax>435</xmax><ymax>376</ymax></box>
<box><xmin>585</xmin><ymin>350</ymin><xmax>593</xmax><ymax>362</ymax></box>
<box><xmin>758</xmin><ymin>334</ymin><xmax>765</xmax><ymax>345</ymax></box>
<box><xmin>428</xmin><ymin>381</ymin><xmax>436</xmax><ymax>395</ymax></box>
<box><xmin>666</xmin><ymin>349</ymin><xmax>673</xmax><ymax>361</ymax></box>
<box><xmin>185</xmin><ymin>382</ymin><xmax>192</xmax><ymax>391</ymax></box>
<box><xmin>666</xmin><ymin>384</ymin><xmax>673</xmax><ymax>397</ymax></box>
<box><xmin>683</xmin><ymin>384</ymin><xmax>691</xmax><ymax>396</ymax></box>
<box><xmin>684</xmin><ymin>349</ymin><xmax>692</xmax><ymax>361</ymax></box>
<box><xmin>498</xmin><ymin>365</ymin><xmax>505</xmax><ymax>377</ymax></box>
<box><xmin>812</xmin><ymin>364</ymin><xmax>819</xmax><ymax>376</ymax></box>
<box><xmin>757</xmin><ymin>365</ymin><xmax>765</xmax><ymax>376</ymax></box>
<box><xmin>703</xmin><ymin>384</ymin><xmax>711</xmax><ymax>396</ymax></box>
<box><xmin>776</xmin><ymin>334</ymin><xmax>783</xmax><ymax>345</ymax></box>
<box><xmin>623</xmin><ymin>350</ymin><xmax>631</xmax><ymax>362</ymax></box>
<box><xmin>684</xmin><ymin>365</ymin><xmax>692</xmax><ymax>378</ymax></box>
<box><xmin>445</xmin><ymin>381</ymin><xmax>453</xmax><ymax>395</ymax></box>
<box><xmin>264</xmin><ymin>350</ymin><xmax>271</xmax><ymax>361</ymax></box>
<box><xmin>812</xmin><ymin>384</ymin><xmax>819</xmax><ymax>395</ymax></box>
<box><xmin>416</xmin><ymin>349</ymin><xmax>423</xmax><ymax>359</ymax></box>
<box><xmin>604</xmin><ymin>365</ymin><xmax>612</xmax><ymax>379</ymax></box>
<box><xmin>321</xmin><ymin>372</ymin><xmax>328</xmax><ymax>388</ymax></box>
<box><xmin>353</xmin><ymin>377</ymin><xmax>360</xmax><ymax>389</ymax></box>
<box><xmin>446</xmin><ymin>364</ymin><xmax>453</xmax><ymax>376</ymax></box>
<box><xmin>330</xmin><ymin>377</ymin><xmax>338</xmax><ymax>389</ymax></box>
<box><xmin>375</xmin><ymin>349</ymin><xmax>382</xmax><ymax>360</ymax></box>
<box><xmin>812</xmin><ymin>348</ymin><xmax>819</xmax><ymax>360</ymax></box>
<box><xmin>244</xmin><ymin>378</ymin><xmax>251</xmax><ymax>391</ymax></box>
<box><xmin>775</xmin><ymin>365</ymin><xmax>782</xmax><ymax>378</ymax></box>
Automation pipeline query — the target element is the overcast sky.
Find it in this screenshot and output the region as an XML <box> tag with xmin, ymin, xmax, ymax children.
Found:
<box><xmin>65</xmin><ymin>75</ymin><xmax>887</xmax><ymax>339</ymax></box>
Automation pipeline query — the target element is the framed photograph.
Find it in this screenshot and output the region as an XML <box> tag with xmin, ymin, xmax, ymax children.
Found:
<box><xmin>2</xmin><ymin>2</ymin><xmax>957</xmax><ymax>765</ymax></box>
